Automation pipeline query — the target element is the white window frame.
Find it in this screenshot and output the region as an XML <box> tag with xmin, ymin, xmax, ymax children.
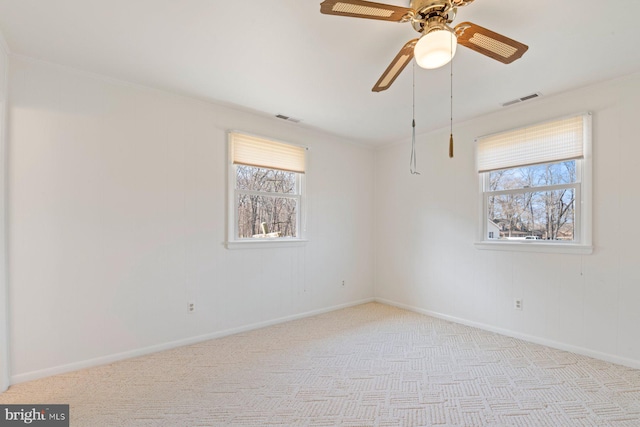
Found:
<box><xmin>475</xmin><ymin>113</ymin><xmax>593</xmax><ymax>254</ymax></box>
<box><xmin>226</xmin><ymin>131</ymin><xmax>308</xmax><ymax>249</ymax></box>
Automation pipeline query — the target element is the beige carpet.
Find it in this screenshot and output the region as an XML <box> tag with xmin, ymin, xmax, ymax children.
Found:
<box><xmin>2</xmin><ymin>302</ymin><xmax>640</xmax><ymax>426</ymax></box>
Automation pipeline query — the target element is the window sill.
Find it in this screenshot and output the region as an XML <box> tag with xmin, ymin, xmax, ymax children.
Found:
<box><xmin>225</xmin><ymin>239</ymin><xmax>308</xmax><ymax>250</ymax></box>
<box><xmin>474</xmin><ymin>241</ymin><xmax>593</xmax><ymax>255</ymax></box>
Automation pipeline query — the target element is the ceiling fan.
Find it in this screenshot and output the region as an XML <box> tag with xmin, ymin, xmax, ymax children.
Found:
<box><xmin>320</xmin><ymin>0</ymin><xmax>528</xmax><ymax>92</ymax></box>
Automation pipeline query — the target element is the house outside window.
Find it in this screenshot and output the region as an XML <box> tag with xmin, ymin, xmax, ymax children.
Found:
<box><xmin>227</xmin><ymin>132</ymin><xmax>307</xmax><ymax>247</ymax></box>
<box><xmin>476</xmin><ymin>113</ymin><xmax>592</xmax><ymax>254</ymax></box>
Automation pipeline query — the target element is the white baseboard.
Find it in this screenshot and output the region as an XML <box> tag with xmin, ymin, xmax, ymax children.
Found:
<box><xmin>11</xmin><ymin>297</ymin><xmax>375</xmax><ymax>385</ymax></box>
<box><xmin>375</xmin><ymin>297</ymin><xmax>640</xmax><ymax>370</ymax></box>
<box><xmin>17</xmin><ymin>296</ymin><xmax>636</xmax><ymax>386</ymax></box>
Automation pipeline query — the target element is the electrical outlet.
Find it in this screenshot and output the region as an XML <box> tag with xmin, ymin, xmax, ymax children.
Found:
<box><xmin>187</xmin><ymin>301</ymin><xmax>196</xmax><ymax>313</ymax></box>
<box><xmin>514</xmin><ymin>299</ymin><xmax>523</xmax><ymax>310</ymax></box>
<box><xmin>341</xmin><ymin>280</ymin><xmax>345</xmax><ymax>287</ymax></box>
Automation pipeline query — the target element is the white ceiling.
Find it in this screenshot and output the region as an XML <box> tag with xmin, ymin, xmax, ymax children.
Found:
<box><xmin>1</xmin><ymin>0</ymin><xmax>639</xmax><ymax>147</ymax></box>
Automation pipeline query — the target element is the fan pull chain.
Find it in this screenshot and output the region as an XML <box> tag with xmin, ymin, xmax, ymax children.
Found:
<box><xmin>410</xmin><ymin>61</ymin><xmax>420</xmax><ymax>175</ymax></box>
<box><xmin>449</xmin><ymin>34</ymin><xmax>454</xmax><ymax>158</ymax></box>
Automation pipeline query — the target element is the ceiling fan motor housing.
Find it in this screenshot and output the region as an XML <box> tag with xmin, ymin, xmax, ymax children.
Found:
<box><xmin>410</xmin><ymin>0</ymin><xmax>475</xmax><ymax>9</ymax></box>
<box><xmin>409</xmin><ymin>0</ymin><xmax>458</xmax><ymax>33</ymax></box>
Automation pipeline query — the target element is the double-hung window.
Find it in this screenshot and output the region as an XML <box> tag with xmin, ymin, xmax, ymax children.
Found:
<box><xmin>227</xmin><ymin>132</ymin><xmax>307</xmax><ymax>247</ymax></box>
<box><xmin>476</xmin><ymin>113</ymin><xmax>592</xmax><ymax>253</ymax></box>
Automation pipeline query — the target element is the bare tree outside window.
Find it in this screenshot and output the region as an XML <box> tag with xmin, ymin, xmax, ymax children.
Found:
<box><xmin>235</xmin><ymin>165</ymin><xmax>299</xmax><ymax>239</ymax></box>
<box><xmin>487</xmin><ymin>160</ymin><xmax>577</xmax><ymax>240</ymax></box>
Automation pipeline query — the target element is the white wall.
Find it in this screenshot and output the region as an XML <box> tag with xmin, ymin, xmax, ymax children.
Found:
<box><xmin>7</xmin><ymin>56</ymin><xmax>375</xmax><ymax>383</ymax></box>
<box><xmin>0</xmin><ymin>31</ymin><xmax>9</xmax><ymax>391</ymax></box>
<box><xmin>375</xmin><ymin>73</ymin><xmax>640</xmax><ymax>368</ymax></box>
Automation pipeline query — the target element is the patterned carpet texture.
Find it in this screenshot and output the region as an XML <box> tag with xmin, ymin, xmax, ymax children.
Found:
<box><xmin>2</xmin><ymin>302</ymin><xmax>640</xmax><ymax>426</ymax></box>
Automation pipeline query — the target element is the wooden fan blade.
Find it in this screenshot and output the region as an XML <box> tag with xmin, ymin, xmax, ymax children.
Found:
<box><xmin>455</xmin><ymin>22</ymin><xmax>528</xmax><ymax>64</ymax></box>
<box><xmin>320</xmin><ymin>0</ymin><xmax>413</xmax><ymax>22</ymax></box>
<box><xmin>372</xmin><ymin>39</ymin><xmax>418</xmax><ymax>92</ymax></box>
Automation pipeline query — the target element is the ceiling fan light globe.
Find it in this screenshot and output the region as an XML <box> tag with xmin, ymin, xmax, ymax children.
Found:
<box><xmin>414</xmin><ymin>29</ymin><xmax>457</xmax><ymax>69</ymax></box>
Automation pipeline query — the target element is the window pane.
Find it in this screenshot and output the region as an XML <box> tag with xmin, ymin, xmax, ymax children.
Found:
<box><xmin>488</xmin><ymin>188</ymin><xmax>575</xmax><ymax>241</ymax></box>
<box><xmin>489</xmin><ymin>160</ymin><xmax>576</xmax><ymax>191</ymax></box>
<box><xmin>236</xmin><ymin>165</ymin><xmax>297</xmax><ymax>194</ymax></box>
<box><xmin>237</xmin><ymin>194</ymin><xmax>298</xmax><ymax>238</ymax></box>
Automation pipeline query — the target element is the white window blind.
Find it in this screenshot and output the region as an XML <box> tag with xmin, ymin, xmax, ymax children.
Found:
<box><xmin>477</xmin><ymin>114</ymin><xmax>588</xmax><ymax>173</ymax></box>
<box><xmin>230</xmin><ymin>132</ymin><xmax>306</xmax><ymax>173</ymax></box>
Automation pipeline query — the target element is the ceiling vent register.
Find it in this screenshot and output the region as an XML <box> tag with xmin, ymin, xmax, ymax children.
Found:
<box><xmin>502</xmin><ymin>92</ymin><xmax>542</xmax><ymax>107</ymax></box>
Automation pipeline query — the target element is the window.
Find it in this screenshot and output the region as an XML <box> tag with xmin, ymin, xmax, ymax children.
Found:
<box><xmin>227</xmin><ymin>132</ymin><xmax>307</xmax><ymax>247</ymax></box>
<box><xmin>476</xmin><ymin>113</ymin><xmax>592</xmax><ymax>253</ymax></box>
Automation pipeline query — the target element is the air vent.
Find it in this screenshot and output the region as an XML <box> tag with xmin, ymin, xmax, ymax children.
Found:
<box><xmin>502</xmin><ymin>92</ymin><xmax>542</xmax><ymax>107</ymax></box>
<box><xmin>275</xmin><ymin>114</ymin><xmax>301</xmax><ymax>123</ymax></box>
